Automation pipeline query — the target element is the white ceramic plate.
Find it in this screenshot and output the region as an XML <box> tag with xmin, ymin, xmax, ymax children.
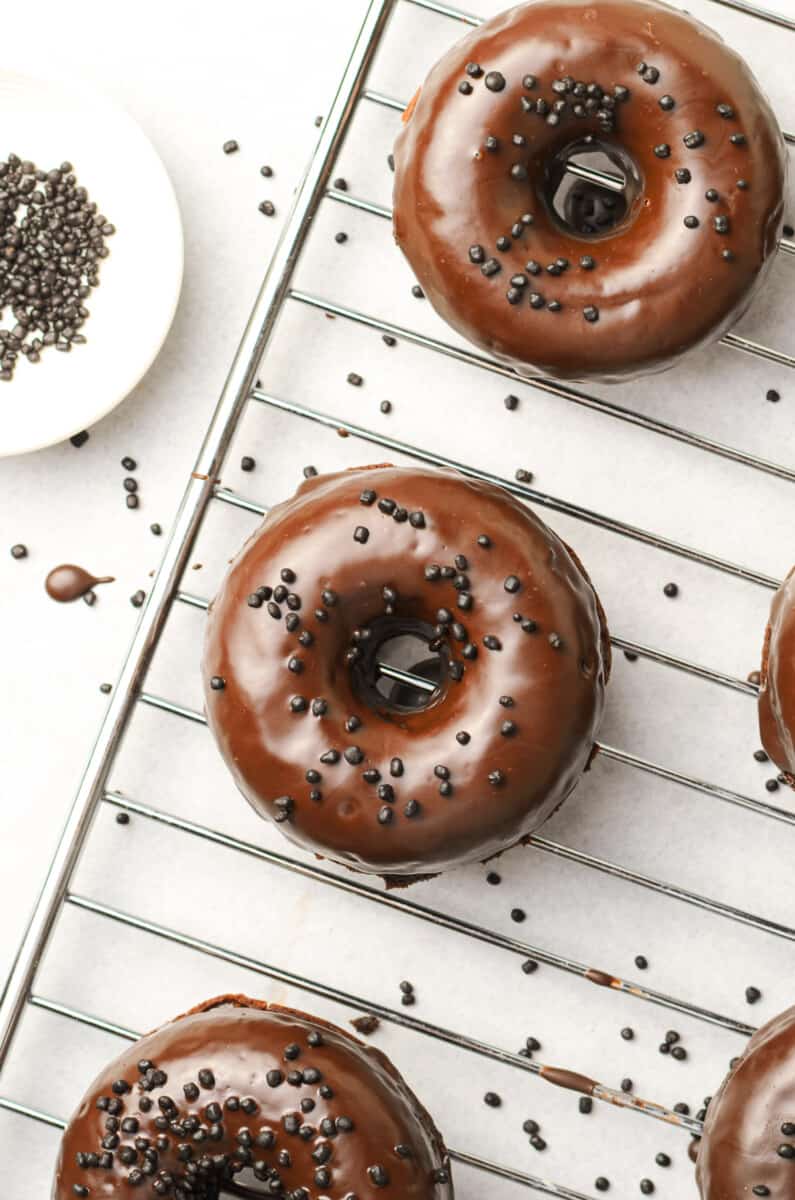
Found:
<box><xmin>0</xmin><ymin>72</ymin><xmax>183</xmax><ymax>457</ymax></box>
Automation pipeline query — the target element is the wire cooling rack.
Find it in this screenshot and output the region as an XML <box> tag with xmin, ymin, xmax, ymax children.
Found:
<box><xmin>2</xmin><ymin>0</ymin><xmax>794</xmax><ymax>1195</ymax></box>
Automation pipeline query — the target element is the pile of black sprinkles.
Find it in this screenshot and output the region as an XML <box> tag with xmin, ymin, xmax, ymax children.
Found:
<box><xmin>0</xmin><ymin>154</ymin><xmax>115</xmax><ymax>380</ymax></box>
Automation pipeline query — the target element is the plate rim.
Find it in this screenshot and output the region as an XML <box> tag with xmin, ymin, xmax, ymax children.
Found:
<box><xmin>0</xmin><ymin>68</ymin><xmax>185</xmax><ymax>459</ymax></box>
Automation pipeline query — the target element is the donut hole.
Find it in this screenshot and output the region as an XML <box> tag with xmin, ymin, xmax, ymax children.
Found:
<box><xmin>543</xmin><ymin>139</ymin><xmax>642</xmax><ymax>239</ymax></box>
<box><xmin>350</xmin><ymin>616</ymin><xmax>448</xmax><ymax>715</ymax></box>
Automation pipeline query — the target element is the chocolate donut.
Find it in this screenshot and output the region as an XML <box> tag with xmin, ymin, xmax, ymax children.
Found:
<box><xmin>697</xmin><ymin>1004</ymin><xmax>795</xmax><ymax>1199</ymax></box>
<box><xmin>393</xmin><ymin>0</ymin><xmax>786</xmax><ymax>381</ymax></box>
<box><xmin>759</xmin><ymin>567</ymin><xmax>795</xmax><ymax>782</ymax></box>
<box><xmin>54</xmin><ymin>994</ymin><xmax>452</xmax><ymax>1199</ymax></box>
<box><xmin>202</xmin><ymin>465</ymin><xmax>610</xmax><ymax>880</ymax></box>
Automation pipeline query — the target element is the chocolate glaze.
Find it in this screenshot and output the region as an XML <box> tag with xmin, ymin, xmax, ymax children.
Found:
<box><xmin>696</xmin><ymin>1004</ymin><xmax>795</xmax><ymax>1200</ymax></box>
<box><xmin>584</xmin><ymin>968</ymin><xmax>617</xmax><ymax>988</ymax></box>
<box><xmin>393</xmin><ymin>0</ymin><xmax>786</xmax><ymax>382</ymax></box>
<box><xmin>45</xmin><ymin>564</ymin><xmax>114</xmax><ymax>602</ymax></box>
<box><xmin>203</xmin><ymin>465</ymin><xmax>610</xmax><ymax>878</ymax></box>
<box><xmin>54</xmin><ymin>994</ymin><xmax>452</xmax><ymax>1199</ymax></box>
<box><xmin>540</xmin><ymin>1065</ymin><xmax>597</xmax><ymax>1095</ymax></box>
<box><xmin>759</xmin><ymin>567</ymin><xmax>795</xmax><ymax>781</ymax></box>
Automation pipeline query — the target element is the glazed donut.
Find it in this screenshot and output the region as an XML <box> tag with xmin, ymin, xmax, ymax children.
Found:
<box><xmin>392</xmin><ymin>0</ymin><xmax>786</xmax><ymax>381</ymax></box>
<box><xmin>759</xmin><ymin>567</ymin><xmax>795</xmax><ymax>782</ymax></box>
<box><xmin>696</xmin><ymin>1004</ymin><xmax>795</xmax><ymax>1199</ymax></box>
<box><xmin>54</xmin><ymin>994</ymin><xmax>452</xmax><ymax>1199</ymax></box>
<box><xmin>202</xmin><ymin>465</ymin><xmax>610</xmax><ymax>880</ymax></box>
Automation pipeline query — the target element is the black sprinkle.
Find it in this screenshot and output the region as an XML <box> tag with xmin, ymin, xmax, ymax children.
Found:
<box><xmin>485</xmin><ymin>71</ymin><xmax>506</xmax><ymax>92</ymax></box>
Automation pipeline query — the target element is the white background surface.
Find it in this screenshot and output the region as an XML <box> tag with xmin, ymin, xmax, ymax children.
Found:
<box><xmin>1</xmin><ymin>0</ymin><xmax>794</xmax><ymax>1196</ymax></box>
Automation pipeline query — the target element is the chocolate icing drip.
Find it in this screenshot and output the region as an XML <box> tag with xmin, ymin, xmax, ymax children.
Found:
<box><xmin>585</xmin><ymin>968</ymin><xmax>617</xmax><ymax>987</ymax></box>
<box><xmin>45</xmin><ymin>564</ymin><xmax>114</xmax><ymax>602</ymax></box>
<box><xmin>54</xmin><ymin>995</ymin><xmax>452</xmax><ymax>1200</ymax></box>
<box><xmin>540</xmin><ymin>1065</ymin><xmax>597</xmax><ymax>1095</ymax></box>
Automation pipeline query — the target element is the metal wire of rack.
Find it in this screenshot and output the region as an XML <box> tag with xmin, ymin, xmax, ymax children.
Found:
<box><xmin>1</xmin><ymin>0</ymin><xmax>794</xmax><ymax>1195</ymax></box>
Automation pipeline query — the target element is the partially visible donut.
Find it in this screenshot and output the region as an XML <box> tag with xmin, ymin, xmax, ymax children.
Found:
<box><xmin>759</xmin><ymin>566</ymin><xmax>795</xmax><ymax>782</ymax></box>
<box><xmin>202</xmin><ymin>465</ymin><xmax>610</xmax><ymax>880</ymax></box>
<box><xmin>53</xmin><ymin>994</ymin><xmax>452</xmax><ymax>1199</ymax></box>
<box><xmin>696</xmin><ymin>1004</ymin><xmax>795</xmax><ymax>1199</ymax></box>
<box><xmin>393</xmin><ymin>0</ymin><xmax>786</xmax><ymax>381</ymax></box>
